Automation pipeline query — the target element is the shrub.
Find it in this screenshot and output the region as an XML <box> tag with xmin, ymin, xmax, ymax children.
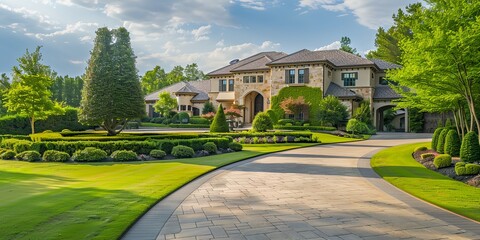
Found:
<box><xmin>420</xmin><ymin>153</ymin><xmax>435</xmax><ymax>160</ymax></box>
<box><xmin>43</xmin><ymin>130</ymin><xmax>54</xmax><ymax>133</ymax></box>
<box><xmin>169</xmin><ymin>124</ymin><xmax>210</xmax><ymax>128</ymax></box>
<box><xmin>444</xmin><ymin>129</ymin><xmax>461</xmax><ymax>157</ymax></box>
<box><xmin>266</xmin><ymin>109</ymin><xmax>279</xmax><ymax>124</ymax></box>
<box><xmin>433</xmin><ymin>154</ymin><xmax>452</xmax><ymax>169</ymax></box>
<box><xmin>228</xmin><ymin>142</ymin><xmax>242</xmax><ymax>151</ymax></box>
<box><xmin>252</xmin><ymin>112</ymin><xmax>273</xmax><ymax>132</ymax></box>
<box><xmin>189</xmin><ymin>117</ymin><xmax>210</xmax><ymax>125</ymax></box>
<box><xmin>203</xmin><ymin>142</ymin><xmax>217</xmax><ymax>154</ymax></box>
<box><xmin>177</xmin><ymin>112</ymin><xmax>190</xmax><ymax>123</ymax></box>
<box><xmin>277</xmin><ymin>119</ymin><xmax>295</xmax><ymax>126</ymax></box>
<box><xmin>43</xmin><ymin>150</ymin><xmax>70</xmax><ymax>162</ymax></box>
<box><xmin>466</xmin><ymin>164</ymin><xmax>480</xmax><ymax>175</ymax></box>
<box><xmin>111</xmin><ymin>150</ymin><xmax>138</xmax><ymax>162</ymax></box>
<box><xmin>150</xmin><ymin>149</ymin><xmax>166</xmax><ymax>159</ymax></box>
<box><xmin>273</xmin><ymin>125</ymin><xmax>336</xmax><ymax>131</ymax></box>
<box><xmin>16</xmin><ymin>151</ymin><xmax>41</xmax><ymax>162</ymax></box>
<box><xmin>171</xmin><ymin>145</ymin><xmax>195</xmax><ymax>158</ymax></box>
<box><xmin>210</xmin><ymin>104</ymin><xmax>229</xmax><ymax>133</ymax></box>
<box><xmin>414</xmin><ymin>146</ymin><xmax>428</xmax><ymax>152</ymax></box>
<box><xmin>160</xmin><ymin>142</ymin><xmax>175</xmax><ymax>154</ymax></box>
<box><xmin>1</xmin><ymin>150</ymin><xmax>16</xmax><ymax>160</ymax></box>
<box><xmin>460</xmin><ymin>131</ymin><xmax>480</xmax><ymax>163</ymax></box>
<box><xmin>346</xmin><ymin>119</ymin><xmax>369</xmax><ymax>135</ymax></box>
<box><xmin>285</xmin><ymin>123</ymin><xmax>293</xmax><ymax>126</ymax></box>
<box><xmin>455</xmin><ymin>162</ymin><xmax>467</xmax><ymax>175</ymax></box>
<box><xmin>431</xmin><ymin>127</ymin><xmax>444</xmax><ymax>151</ymax></box>
<box><xmin>72</xmin><ymin>147</ymin><xmax>107</xmax><ymax>162</ymax></box>
<box><xmin>61</xmin><ymin>129</ymin><xmax>72</xmax><ymax>133</ymax></box>
<box><xmin>435</xmin><ymin>128</ymin><xmax>449</xmax><ymax>154</ymax></box>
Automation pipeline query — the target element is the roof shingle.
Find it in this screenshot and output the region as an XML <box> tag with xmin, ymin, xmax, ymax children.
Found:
<box><xmin>325</xmin><ymin>82</ymin><xmax>361</xmax><ymax>99</ymax></box>
<box><xmin>373</xmin><ymin>85</ymin><xmax>403</xmax><ymax>99</ymax></box>
<box><xmin>144</xmin><ymin>80</ymin><xmax>211</xmax><ymax>102</ymax></box>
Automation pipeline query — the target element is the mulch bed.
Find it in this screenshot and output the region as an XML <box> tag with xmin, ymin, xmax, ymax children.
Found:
<box><xmin>413</xmin><ymin>150</ymin><xmax>480</xmax><ymax>188</ymax></box>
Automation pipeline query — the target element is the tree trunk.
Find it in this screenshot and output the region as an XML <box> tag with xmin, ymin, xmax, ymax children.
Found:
<box><xmin>30</xmin><ymin>116</ymin><xmax>35</xmax><ymax>134</ymax></box>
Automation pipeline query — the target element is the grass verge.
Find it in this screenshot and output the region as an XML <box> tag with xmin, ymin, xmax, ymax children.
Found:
<box><xmin>0</xmin><ymin>133</ymin><xmax>356</xmax><ymax>239</ymax></box>
<box><xmin>371</xmin><ymin>142</ymin><xmax>480</xmax><ymax>222</ymax></box>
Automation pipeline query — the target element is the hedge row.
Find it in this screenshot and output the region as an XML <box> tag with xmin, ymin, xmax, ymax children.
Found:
<box><xmin>1</xmin><ymin>137</ymin><xmax>232</xmax><ymax>155</ymax></box>
<box><xmin>273</xmin><ymin>125</ymin><xmax>336</xmax><ymax>131</ymax></box>
<box><xmin>169</xmin><ymin>124</ymin><xmax>210</xmax><ymax>128</ymax></box>
<box><xmin>216</xmin><ymin>132</ymin><xmax>313</xmax><ymax>139</ymax></box>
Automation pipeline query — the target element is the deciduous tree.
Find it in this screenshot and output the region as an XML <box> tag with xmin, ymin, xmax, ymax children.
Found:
<box><xmin>154</xmin><ymin>91</ymin><xmax>178</xmax><ymax>116</ymax></box>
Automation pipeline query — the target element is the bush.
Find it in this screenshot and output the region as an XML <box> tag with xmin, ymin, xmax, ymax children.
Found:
<box><xmin>1</xmin><ymin>150</ymin><xmax>16</xmax><ymax>160</ymax></box>
<box><xmin>169</xmin><ymin>124</ymin><xmax>210</xmax><ymax>128</ymax></box>
<box><xmin>455</xmin><ymin>162</ymin><xmax>467</xmax><ymax>175</ymax></box>
<box><xmin>210</xmin><ymin>104</ymin><xmax>229</xmax><ymax>133</ymax></box>
<box><xmin>277</xmin><ymin>119</ymin><xmax>295</xmax><ymax>126</ymax></box>
<box><xmin>460</xmin><ymin>131</ymin><xmax>480</xmax><ymax>163</ymax></box>
<box><xmin>435</xmin><ymin>128</ymin><xmax>449</xmax><ymax>154</ymax></box>
<box><xmin>150</xmin><ymin>149</ymin><xmax>166</xmax><ymax>159</ymax></box>
<box><xmin>111</xmin><ymin>150</ymin><xmax>138</xmax><ymax>162</ymax></box>
<box><xmin>444</xmin><ymin>129</ymin><xmax>461</xmax><ymax>157</ymax></box>
<box><xmin>72</xmin><ymin>147</ymin><xmax>107</xmax><ymax>162</ymax></box>
<box><xmin>203</xmin><ymin>142</ymin><xmax>217</xmax><ymax>154</ymax></box>
<box><xmin>16</xmin><ymin>151</ymin><xmax>41</xmax><ymax>162</ymax></box>
<box><xmin>346</xmin><ymin>119</ymin><xmax>369</xmax><ymax>135</ymax></box>
<box><xmin>177</xmin><ymin>112</ymin><xmax>190</xmax><ymax>123</ymax></box>
<box><xmin>420</xmin><ymin>153</ymin><xmax>435</xmax><ymax>160</ymax></box>
<box><xmin>171</xmin><ymin>145</ymin><xmax>195</xmax><ymax>158</ymax></box>
<box><xmin>431</xmin><ymin>127</ymin><xmax>444</xmax><ymax>151</ymax></box>
<box><xmin>266</xmin><ymin>109</ymin><xmax>279</xmax><ymax>124</ymax></box>
<box><xmin>228</xmin><ymin>142</ymin><xmax>242</xmax><ymax>151</ymax></box>
<box><xmin>285</xmin><ymin>123</ymin><xmax>293</xmax><ymax>126</ymax></box>
<box><xmin>274</xmin><ymin>125</ymin><xmax>336</xmax><ymax>131</ymax></box>
<box><xmin>252</xmin><ymin>112</ymin><xmax>273</xmax><ymax>132</ymax></box>
<box><xmin>414</xmin><ymin>146</ymin><xmax>428</xmax><ymax>152</ymax></box>
<box><xmin>189</xmin><ymin>117</ymin><xmax>210</xmax><ymax>125</ymax></box>
<box><xmin>433</xmin><ymin>154</ymin><xmax>452</xmax><ymax>169</ymax></box>
<box><xmin>466</xmin><ymin>164</ymin><xmax>480</xmax><ymax>175</ymax></box>
<box><xmin>160</xmin><ymin>142</ymin><xmax>175</xmax><ymax>154</ymax></box>
<box><xmin>42</xmin><ymin>150</ymin><xmax>70</xmax><ymax>162</ymax></box>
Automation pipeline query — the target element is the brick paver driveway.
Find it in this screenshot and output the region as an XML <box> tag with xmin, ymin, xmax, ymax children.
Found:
<box><xmin>123</xmin><ymin>133</ymin><xmax>480</xmax><ymax>240</ymax></box>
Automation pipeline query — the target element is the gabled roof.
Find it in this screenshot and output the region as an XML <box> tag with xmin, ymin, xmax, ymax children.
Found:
<box><xmin>268</xmin><ymin>49</ymin><xmax>374</xmax><ymax>67</ymax></box>
<box><xmin>207</xmin><ymin>51</ymin><xmax>286</xmax><ymax>76</ymax></box>
<box><xmin>231</xmin><ymin>56</ymin><xmax>273</xmax><ymax>72</ymax></box>
<box><xmin>176</xmin><ymin>82</ymin><xmax>199</xmax><ymax>95</ymax></box>
<box><xmin>325</xmin><ymin>82</ymin><xmax>362</xmax><ymax>99</ymax></box>
<box><xmin>373</xmin><ymin>85</ymin><xmax>403</xmax><ymax>99</ymax></box>
<box><xmin>371</xmin><ymin>58</ymin><xmax>401</xmax><ymax>70</ymax></box>
<box><xmin>144</xmin><ymin>80</ymin><xmax>211</xmax><ymax>102</ymax></box>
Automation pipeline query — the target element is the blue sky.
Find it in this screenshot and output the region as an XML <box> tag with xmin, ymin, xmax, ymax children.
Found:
<box><xmin>0</xmin><ymin>0</ymin><xmax>418</xmax><ymax>77</ymax></box>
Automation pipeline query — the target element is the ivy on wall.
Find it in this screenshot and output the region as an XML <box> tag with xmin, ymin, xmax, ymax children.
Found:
<box><xmin>270</xmin><ymin>86</ymin><xmax>323</xmax><ymax>125</ymax></box>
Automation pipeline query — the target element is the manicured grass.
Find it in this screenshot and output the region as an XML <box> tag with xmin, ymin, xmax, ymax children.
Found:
<box><xmin>312</xmin><ymin>132</ymin><xmax>361</xmax><ymax>143</ymax></box>
<box><xmin>140</xmin><ymin>122</ymin><xmax>169</xmax><ymax>128</ymax></box>
<box><xmin>371</xmin><ymin>142</ymin><xmax>480</xmax><ymax>222</ymax></box>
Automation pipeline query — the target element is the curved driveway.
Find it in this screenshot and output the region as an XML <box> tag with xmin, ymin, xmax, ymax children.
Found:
<box><xmin>124</xmin><ymin>134</ymin><xmax>480</xmax><ymax>240</ymax></box>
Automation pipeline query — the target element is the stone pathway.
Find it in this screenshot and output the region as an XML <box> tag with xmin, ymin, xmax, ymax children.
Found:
<box><xmin>123</xmin><ymin>135</ymin><xmax>480</xmax><ymax>240</ymax></box>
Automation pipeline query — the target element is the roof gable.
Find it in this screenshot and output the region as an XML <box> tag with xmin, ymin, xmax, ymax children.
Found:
<box><xmin>207</xmin><ymin>51</ymin><xmax>286</xmax><ymax>76</ymax></box>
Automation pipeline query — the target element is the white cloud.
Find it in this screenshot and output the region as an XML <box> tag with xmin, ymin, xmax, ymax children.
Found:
<box><xmin>69</xmin><ymin>60</ymin><xmax>84</xmax><ymax>64</ymax></box>
<box><xmin>298</xmin><ymin>0</ymin><xmax>418</xmax><ymax>29</ymax></box>
<box><xmin>236</xmin><ymin>0</ymin><xmax>266</xmax><ymax>11</ymax></box>
<box><xmin>315</xmin><ymin>41</ymin><xmax>340</xmax><ymax>51</ymax></box>
<box><xmin>191</xmin><ymin>25</ymin><xmax>211</xmax><ymax>41</ymax></box>
<box><xmin>35</xmin><ymin>21</ymin><xmax>98</xmax><ymax>39</ymax></box>
<box><xmin>216</xmin><ymin>39</ymin><xmax>225</xmax><ymax>47</ymax></box>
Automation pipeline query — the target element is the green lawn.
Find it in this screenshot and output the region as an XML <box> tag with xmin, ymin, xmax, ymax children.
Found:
<box><xmin>371</xmin><ymin>142</ymin><xmax>480</xmax><ymax>222</ymax></box>
<box><xmin>139</xmin><ymin>122</ymin><xmax>169</xmax><ymax>128</ymax></box>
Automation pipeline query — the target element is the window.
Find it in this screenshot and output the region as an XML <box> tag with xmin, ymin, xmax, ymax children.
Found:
<box><xmin>180</xmin><ymin>105</ymin><xmax>186</xmax><ymax>111</ymax></box>
<box><xmin>219</xmin><ymin>79</ymin><xmax>227</xmax><ymax>91</ymax></box>
<box><xmin>250</xmin><ymin>76</ymin><xmax>256</xmax><ymax>83</ymax></box>
<box><xmin>298</xmin><ymin>69</ymin><xmax>305</xmax><ymax>83</ymax></box>
<box><xmin>187</xmin><ymin>105</ymin><xmax>192</xmax><ymax>111</ymax></box>
<box><xmin>379</xmin><ymin>76</ymin><xmax>388</xmax><ymax>85</ymax></box>
<box><xmin>298</xmin><ymin>112</ymin><xmax>304</xmax><ymax>120</ymax></box>
<box><xmin>228</xmin><ymin>79</ymin><xmax>234</xmax><ymax>91</ymax></box>
<box><xmin>243</xmin><ymin>76</ymin><xmax>249</xmax><ymax>83</ymax></box>
<box><xmin>342</xmin><ymin>72</ymin><xmax>357</xmax><ymax>86</ymax></box>
<box><xmin>258</xmin><ymin>75</ymin><xmax>264</xmax><ymax>83</ymax></box>
<box><xmin>288</xmin><ymin>69</ymin><xmax>295</xmax><ymax>84</ymax></box>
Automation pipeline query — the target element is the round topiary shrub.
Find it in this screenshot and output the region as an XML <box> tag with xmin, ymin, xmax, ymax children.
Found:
<box><xmin>111</xmin><ymin>150</ymin><xmax>138</xmax><ymax>162</ymax></box>
<box><xmin>1</xmin><ymin>150</ymin><xmax>16</xmax><ymax>160</ymax></box>
<box><xmin>16</xmin><ymin>150</ymin><xmax>41</xmax><ymax>162</ymax></box>
<box><xmin>43</xmin><ymin>150</ymin><xmax>70</xmax><ymax>162</ymax></box>
<box><xmin>433</xmin><ymin>154</ymin><xmax>452</xmax><ymax>169</ymax></box>
<box><xmin>72</xmin><ymin>147</ymin><xmax>107</xmax><ymax>162</ymax></box>
<box><xmin>171</xmin><ymin>145</ymin><xmax>195</xmax><ymax>158</ymax></box>
<box><xmin>150</xmin><ymin>149</ymin><xmax>166</xmax><ymax>159</ymax></box>
<box><xmin>346</xmin><ymin>118</ymin><xmax>368</xmax><ymax>135</ymax></box>
<box><xmin>431</xmin><ymin>127</ymin><xmax>444</xmax><ymax>151</ymax></box>
<box><xmin>435</xmin><ymin>128</ymin><xmax>449</xmax><ymax>154</ymax></box>
<box><xmin>203</xmin><ymin>142</ymin><xmax>217</xmax><ymax>154</ymax></box>
<box><xmin>414</xmin><ymin>146</ymin><xmax>428</xmax><ymax>152</ymax></box>
<box><xmin>444</xmin><ymin>130</ymin><xmax>461</xmax><ymax>157</ymax></box>
<box><xmin>228</xmin><ymin>142</ymin><xmax>243</xmax><ymax>151</ymax></box>
<box><xmin>460</xmin><ymin>131</ymin><xmax>480</xmax><ymax>163</ymax></box>
<box><xmin>252</xmin><ymin>112</ymin><xmax>273</xmax><ymax>132</ymax></box>
<box><xmin>210</xmin><ymin>104</ymin><xmax>229</xmax><ymax>133</ymax></box>
<box><xmin>266</xmin><ymin>109</ymin><xmax>279</xmax><ymax>124</ymax></box>
<box><xmin>177</xmin><ymin>112</ymin><xmax>190</xmax><ymax>123</ymax></box>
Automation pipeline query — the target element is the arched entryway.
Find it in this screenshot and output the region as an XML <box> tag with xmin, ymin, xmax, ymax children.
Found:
<box><xmin>375</xmin><ymin>105</ymin><xmax>407</xmax><ymax>132</ymax></box>
<box><xmin>243</xmin><ymin>91</ymin><xmax>264</xmax><ymax>123</ymax></box>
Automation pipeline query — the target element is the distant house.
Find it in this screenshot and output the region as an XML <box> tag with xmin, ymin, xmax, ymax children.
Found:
<box><xmin>145</xmin><ymin>49</ymin><xmax>408</xmax><ymax>131</ymax></box>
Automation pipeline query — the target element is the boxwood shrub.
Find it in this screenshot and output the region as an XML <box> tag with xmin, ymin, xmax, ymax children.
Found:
<box><xmin>111</xmin><ymin>150</ymin><xmax>138</xmax><ymax>162</ymax></box>
<box><xmin>16</xmin><ymin>151</ymin><xmax>41</xmax><ymax>162</ymax></box>
<box><xmin>252</xmin><ymin>112</ymin><xmax>273</xmax><ymax>132</ymax></box>
<box><xmin>455</xmin><ymin>162</ymin><xmax>467</xmax><ymax>176</ymax></box>
<box><xmin>203</xmin><ymin>142</ymin><xmax>217</xmax><ymax>154</ymax></box>
<box><xmin>42</xmin><ymin>150</ymin><xmax>70</xmax><ymax>162</ymax></box>
<box><xmin>228</xmin><ymin>142</ymin><xmax>242</xmax><ymax>151</ymax></box>
<box><xmin>444</xmin><ymin>129</ymin><xmax>461</xmax><ymax>157</ymax></box>
<box><xmin>1</xmin><ymin>150</ymin><xmax>16</xmax><ymax>160</ymax></box>
<box><xmin>171</xmin><ymin>145</ymin><xmax>195</xmax><ymax>158</ymax></box>
<box><xmin>150</xmin><ymin>150</ymin><xmax>166</xmax><ymax>159</ymax></box>
<box><xmin>189</xmin><ymin>117</ymin><xmax>210</xmax><ymax>125</ymax></box>
<box><xmin>435</xmin><ymin>128</ymin><xmax>449</xmax><ymax>154</ymax></box>
<box><xmin>420</xmin><ymin>153</ymin><xmax>435</xmax><ymax>160</ymax></box>
<box><xmin>433</xmin><ymin>154</ymin><xmax>452</xmax><ymax>169</ymax></box>
<box><xmin>466</xmin><ymin>164</ymin><xmax>480</xmax><ymax>175</ymax></box>
<box><xmin>273</xmin><ymin>125</ymin><xmax>336</xmax><ymax>131</ymax></box>
<box><xmin>460</xmin><ymin>131</ymin><xmax>480</xmax><ymax>163</ymax></box>
<box><xmin>72</xmin><ymin>147</ymin><xmax>107</xmax><ymax>162</ymax></box>
<box><xmin>414</xmin><ymin>146</ymin><xmax>428</xmax><ymax>152</ymax></box>
<box><xmin>431</xmin><ymin>127</ymin><xmax>444</xmax><ymax>151</ymax></box>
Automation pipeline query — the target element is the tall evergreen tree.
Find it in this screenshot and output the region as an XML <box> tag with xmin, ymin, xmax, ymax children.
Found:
<box><xmin>339</xmin><ymin>37</ymin><xmax>360</xmax><ymax>56</ymax></box>
<box><xmin>79</xmin><ymin>27</ymin><xmax>145</xmax><ymax>136</ymax></box>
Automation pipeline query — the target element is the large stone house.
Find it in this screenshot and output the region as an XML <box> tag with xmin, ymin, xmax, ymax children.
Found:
<box><xmin>145</xmin><ymin>49</ymin><xmax>407</xmax><ymax>131</ymax></box>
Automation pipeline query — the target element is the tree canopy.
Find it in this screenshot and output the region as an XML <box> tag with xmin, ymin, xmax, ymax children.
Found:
<box><xmin>154</xmin><ymin>91</ymin><xmax>177</xmax><ymax>116</ymax></box>
<box><xmin>339</xmin><ymin>36</ymin><xmax>359</xmax><ymax>56</ymax></box>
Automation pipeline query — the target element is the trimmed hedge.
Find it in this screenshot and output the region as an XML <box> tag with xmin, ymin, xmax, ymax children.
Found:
<box><xmin>16</xmin><ymin>151</ymin><xmax>41</xmax><ymax>162</ymax></box>
<box><xmin>460</xmin><ymin>131</ymin><xmax>480</xmax><ymax>163</ymax></box>
<box><xmin>189</xmin><ymin>117</ymin><xmax>210</xmax><ymax>125</ymax></box>
<box><xmin>273</xmin><ymin>125</ymin><xmax>336</xmax><ymax>131</ymax></box>
<box><xmin>414</xmin><ymin>146</ymin><xmax>428</xmax><ymax>152</ymax></box>
<box><xmin>455</xmin><ymin>162</ymin><xmax>467</xmax><ymax>175</ymax></box>
<box><xmin>72</xmin><ymin>147</ymin><xmax>107</xmax><ymax>162</ymax></box>
<box><xmin>1</xmin><ymin>150</ymin><xmax>16</xmax><ymax>160</ymax></box>
<box><xmin>444</xmin><ymin>129</ymin><xmax>460</xmax><ymax>157</ymax></box>
<box><xmin>111</xmin><ymin>150</ymin><xmax>138</xmax><ymax>162</ymax></box>
<box><xmin>435</xmin><ymin>128</ymin><xmax>449</xmax><ymax>154</ymax></box>
<box><xmin>431</xmin><ymin>127</ymin><xmax>444</xmax><ymax>151</ymax></box>
<box><xmin>228</xmin><ymin>142</ymin><xmax>242</xmax><ymax>151</ymax></box>
<box><xmin>169</xmin><ymin>124</ymin><xmax>210</xmax><ymax>128</ymax></box>
<box><xmin>420</xmin><ymin>153</ymin><xmax>434</xmax><ymax>160</ymax></box>
<box><xmin>252</xmin><ymin>112</ymin><xmax>273</xmax><ymax>132</ymax></box>
<box><xmin>203</xmin><ymin>142</ymin><xmax>217</xmax><ymax>154</ymax></box>
<box><xmin>42</xmin><ymin>150</ymin><xmax>70</xmax><ymax>162</ymax></box>
<box><xmin>210</xmin><ymin>104</ymin><xmax>229</xmax><ymax>133</ymax></box>
<box><xmin>171</xmin><ymin>145</ymin><xmax>195</xmax><ymax>158</ymax></box>
<box><xmin>150</xmin><ymin>150</ymin><xmax>166</xmax><ymax>159</ymax></box>
<box><xmin>433</xmin><ymin>154</ymin><xmax>452</xmax><ymax>169</ymax></box>
<box><xmin>455</xmin><ymin>162</ymin><xmax>480</xmax><ymax>176</ymax></box>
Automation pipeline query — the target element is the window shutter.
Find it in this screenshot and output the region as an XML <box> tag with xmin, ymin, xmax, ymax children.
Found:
<box><xmin>304</xmin><ymin>68</ymin><xmax>309</xmax><ymax>83</ymax></box>
<box><xmin>218</xmin><ymin>80</ymin><xmax>222</xmax><ymax>91</ymax></box>
<box><xmin>285</xmin><ymin>70</ymin><xmax>289</xmax><ymax>84</ymax></box>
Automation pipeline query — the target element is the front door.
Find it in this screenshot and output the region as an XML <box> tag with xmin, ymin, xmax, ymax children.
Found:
<box><xmin>254</xmin><ymin>94</ymin><xmax>264</xmax><ymax>117</ymax></box>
